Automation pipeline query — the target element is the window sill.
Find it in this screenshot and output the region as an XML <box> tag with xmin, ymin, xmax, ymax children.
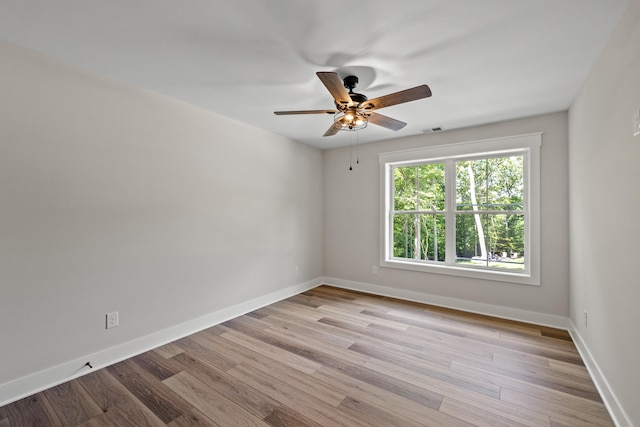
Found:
<box><xmin>381</xmin><ymin>258</ymin><xmax>540</xmax><ymax>286</ymax></box>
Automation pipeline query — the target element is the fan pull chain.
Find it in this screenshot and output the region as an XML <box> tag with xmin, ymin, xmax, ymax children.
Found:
<box><xmin>356</xmin><ymin>130</ymin><xmax>360</xmax><ymax>165</ymax></box>
<box><xmin>349</xmin><ymin>130</ymin><xmax>353</xmax><ymax>171</ymax></box>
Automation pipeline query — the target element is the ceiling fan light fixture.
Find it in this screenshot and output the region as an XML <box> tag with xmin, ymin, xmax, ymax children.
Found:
<box><xmin>335</xmin><ymin>111</ymin><xmax>368</xmax><ymax>131</ymax></box>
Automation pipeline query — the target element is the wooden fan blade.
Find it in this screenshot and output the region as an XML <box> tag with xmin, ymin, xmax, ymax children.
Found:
<box><xmin>323</xmin><ymin>122</ymin><xmax>341</xmax><ymax>137</ymax></box>
<box><xmin>361</xmin><ymin>84</ymin><xmax>431</xmax><ymax>110</ymax></box>
<box><xmin>367</xmin><ymin>112</ymin><xmax>407</xmax><ymax>131</ymax></box>
<box><xmin>316</xmin><ymin>72</ymin><xmax>353</xmax><ymax>106</ymax></box>
<box><xmin>274</xmin><ymin>110</ymin><xmax>337</xmax><ymax>115</ymax></box>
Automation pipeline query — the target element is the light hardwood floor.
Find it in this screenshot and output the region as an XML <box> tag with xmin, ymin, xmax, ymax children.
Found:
<box><xmin>0</xmin><ymin>286</ymin><xmax>614</xmax><ymax>426</ymax></box>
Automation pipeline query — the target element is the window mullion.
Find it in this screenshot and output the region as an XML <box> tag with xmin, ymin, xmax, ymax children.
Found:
<box><xmin>387</xmin><ymin>165</ymin><xmax>396</xmax><ymax>261</ymax></box>
<box><xmin>445</xmin><ymin>159</ymin><xmax>456</xmax><ymax>265</ymax></box>
<box><xmin>523</xmin><ymin>151</ymin><xmax>530</xmax><ymax>272</ymax></box>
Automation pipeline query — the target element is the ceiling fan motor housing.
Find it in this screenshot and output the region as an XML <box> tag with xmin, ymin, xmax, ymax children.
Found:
<box><xmin>341</xmin><ymin>75</ymin><xmax>368</xmax><ymax>106</ymax></box>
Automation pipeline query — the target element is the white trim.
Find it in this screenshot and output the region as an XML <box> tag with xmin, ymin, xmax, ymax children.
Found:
<box><xmin>379</xmin><ymin>133</ymin><xmax>541</xmax><ymax>286</ymax></box>
<box><xmin>378</xmin><ymin>259</ymin><xmax>536</xmax><ymax>285</ymax></box>
<box><xmin>569</xmin><ymin>323</ymin><xmax>633</xmax><ymax>427</ymax></box>
<box><xmin>378</xmin><ymin>132</ymin><xmax>542</xmax><ymax>163</ymax></box>
<box><xmin>322</xmin><ymin>276</ymin><xmax>568</xmax><ymax>329</ymax></box>
<box><xmin>0</xmin><ymin>278</ymin><xmax>323</xmax><ymax>407</ymax></box>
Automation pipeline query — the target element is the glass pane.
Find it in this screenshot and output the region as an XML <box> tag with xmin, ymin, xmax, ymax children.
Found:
<box><xmin>455</xmin><ymin>213</ymin><xmax>525</xmax><ymax>270</ymax></box>
<box><xmin>394</xmin><ymin>167</ymin><xmax>417</xmax><ymax>211</ymax></box>
<box><xmin>393</xmin><ymin>213</ymin><xmax>446</xmax><ymax>261</ymax></box>
<box><xmin>456</xmin><ymin>155</ymin><xmax>523</xmax><ymax>211</ymax></box>
<box><xmin>418</xmin><ymin>163</ymin><xmax>446</xmax><ymax>211</ymax></box>
<box><xmin>394</xmin><ymin>163</ymin><xmax>445</xmax><ymax>211</ymax></box>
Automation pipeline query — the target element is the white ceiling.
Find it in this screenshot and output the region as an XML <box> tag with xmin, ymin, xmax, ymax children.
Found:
<box><xmin>0</xmin><ymin>1</ymin><xmax>629</xmax><ymax>149</ymax></box>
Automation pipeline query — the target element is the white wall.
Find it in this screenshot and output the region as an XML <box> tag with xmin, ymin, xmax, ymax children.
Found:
<box><xmin>323</xmin><ymin>112</ymin><xmax>570</xmax><ymax>321</ymax></box>
<box><xmin>568</xmin><ymin>0</ymin><xmax>640</xmax><ymax>425</ymax></box>
<box><xmin>0</xmin><ymin>41</ymin><xmax>323</xmax><ymax>398</ymax></box>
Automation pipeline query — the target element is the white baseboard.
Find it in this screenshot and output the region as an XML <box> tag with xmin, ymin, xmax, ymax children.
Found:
<box><xmin>321</xmin><ymin>277</ymin><xmax>569</xmax><ymax>330</ymax></box>
<box><xmin>0</xmin><ymin>278</ymin><xmax>322</xmax><ymax>407</ymax></box>
<box><xmin>569</xmin><ymin>323</ymin><xmax>632</xmax><ymax>427</ymax></box>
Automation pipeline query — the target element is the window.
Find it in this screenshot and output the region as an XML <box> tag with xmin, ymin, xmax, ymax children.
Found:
<box><xmin>380</xmin><ymin>133</ymin><xmax>541</xmax><ymax>285</ymax></box>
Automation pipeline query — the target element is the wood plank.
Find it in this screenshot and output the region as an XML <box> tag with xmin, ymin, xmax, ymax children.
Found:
<box><xmin>227</xmin><ymin>363</ymin><xmax>371</xmax><ymax>427</ymax></box>
<box><xmin>540</xmin><ymin>326</ymin><xmax>572</xmax><ymax>341</ymax></box>
<box><xmin>106</xmin><ymin>359</ymin><xmax>190</xmax><ymax>423</ymax></box>
<box><xmin>266</xmin><ymin>300</ymin><xmax>326</xmax><ymax>322</ymax></box>
<box><xmin>167</xmin><ymin>409</ymin><xmax>221</xmax><ymax>427</ymax></box>
<box><xmin>235</xmin><ymin>354</ymin><xmax>348</xmax><ymax>407</ymax></box>
<box><xmin>129</xmin><ymin>350</ymin><xmax>183</xmax><ymax>381</ymax></box>
<box><xmin>287</xmin><ymin>293</ymin><xmax>330</xmax><ymax>309</ymax></box>
<box><xmin>364</xmin><ymin>356</ymin><xmax>502</xmax><ymax>403</ymax></box>
<box><xmin>362</xmin><ymin>307</ymin><xmax>463</xmax><ymax>335</ymax></box>
<box><xmin>337</xmin><ymin>395</ymin><xmax>429</xmax><ymax>427</ymax></box>
<box><xmin>262</xmin><ymin>325</ymin><xmax>370</xmax><ymax>366</ymax></box>
<box><xmin>441</xmin><ymin>362</ymin><xmax>553</xmax><ymax>426</ymax></box>
<box><xmin>171</xmin><ymin>351</ymin><xmax>281</xmax><ymax>419</ymax></box>
<box><xmin>43</xmin><ymin>380</ymin><xmax>103</xmax><ymax>425</ymax></box>
<box><xmin>499</xmin><ymin>377</ymin><xmax>611</xmax><ymax>421</ymax></box>
<box><xmin>351</xmin><ymin>341</ymin><xmax>500</xmax><ymax>398</ymax></box>
<box><xmin>324</xmin><ymin>356</ymin><xmax>446</xmax><ymax>408</ymax></box>
<box><xmin>318</xmin><ymin>313</ymin><xmax>487</xmax><ymax>369</ymax></box>
<box><xmin>439</xmin><ymin>396</ymin><xmax>533</xmax><ymax>427</ymax></box>
<box><xmin>262</xmin><ymin>405</ymin><xmax>325</xmax><ymax>427</ymax></box>
<box><xmin>301</xmin><ymin>286</ymin><xmax>359</xmax><ymax>302</ymax></box>
<box><xmin>188</xmin><ymin>332</ymin><xmax>350</xmax><ymax>409</ymax></box>
<box><xmin>451</xmin><ymin>363</ymin><xmax>609</xmax><ymax>418</ymax></box>
<box><xmin>259</xmin><ymin>313</ymin><xmax>356</xmax><ymax>348</ymax></box>
<box><xmin>354</xmin><ymin>329</ymin><xmax>461</xmax><ymax>367</ymax></box>
<box><xmin>491</xmin><ymin>353</ymin><xmax>595</xmax><ymax>395</ymax></box>
<box><xmin>76</xmin><ymin>412</ymin><xmax>120</xmax><ymax>427</ymax></box>
<box><xmin>315</xmin><ymin>305</ymin><xmax>378</xmax><ymax>329</ymax></box>
<box><xmin>219</xmin><ymin>329</ymin><xmax>321</xmax><ymax>374</ymax></box>
<box><xmin>310</xmin><ymin>366</ymin><xmax>478</xmax><ymax>426</ymax></box>
<box><xmin>174</xmin><ymin>334</ymin><xmax>238</xmax><ymax>371</ymax></box>
<box><xmin>0</xmin><ymin>394</ymin><xmax>61</xmax><ymax>426</ymax></box>
<box><xmin>547</xmin><ymin>359</ymin><xmax>593</xmax><ymax>379</ymax></box>
<box><xmin>403</xmin><ymin>326</ymin><xmax>496</xmax><ymax>362</ymax></box>
<box><xmin>451</xmin><ymin>353</ymin><xmax>601</xmax><ymax>401</ymax></box>
<box><xmin>163</xmin><ymin>372</ymin><xmax>270</xmax><ymax>427</ymax></box>
<box><xmin>76</xmin><ymin>369</ymin><xmax>165</xmax><ymax>427</ymax></box>
<box><xmin>459</xmin><ymin>327</ymin><xmax>584</xmax><ymax>366</ymax></box>
<box><xmin>153</xmin><ymin>342</ymin><xmax>185</xmax><ymax>359</ymax></box>
<box><xmin>500</xmin><ymin>386</ymin><xmax>614</xmax><ymax>427</ymax></box>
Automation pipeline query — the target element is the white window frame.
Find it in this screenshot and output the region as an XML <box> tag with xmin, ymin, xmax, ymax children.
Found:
<box><xmin>379</xmin><ymin>133</ymin><xmax>541</xmax><ymax>286</ymax></box>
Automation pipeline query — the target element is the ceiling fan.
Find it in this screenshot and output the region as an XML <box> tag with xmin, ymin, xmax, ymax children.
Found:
<box><xmin>274</xmin><ymin>72</ymin><xmax>432</xmax><ymax>137</ymax></box>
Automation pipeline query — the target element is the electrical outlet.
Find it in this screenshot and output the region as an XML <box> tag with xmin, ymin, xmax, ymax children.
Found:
<box><xmin>634</xmin><ymin>107</ymin><xmax>640</xmax><ymax>137</ymax></box>
<box><xmin>372</xmin><ymin>266</ymin><xmax>378</xmax><ymax>275</ymax></box>
<box><xmin>294</xmin><ymin>265</ymin><xmax>299</xmax><ymax>276</ymax></box>
<box><xmin>106</xmin><ymin>312</ymin><xmax>119</xmax><ymax>329</ymax></box>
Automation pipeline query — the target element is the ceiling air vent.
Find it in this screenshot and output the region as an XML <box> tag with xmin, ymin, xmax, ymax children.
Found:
<box><xmin>422</xmin><ymin>127</ymin><xmax>443</xmax><ymax>133</ymax></box>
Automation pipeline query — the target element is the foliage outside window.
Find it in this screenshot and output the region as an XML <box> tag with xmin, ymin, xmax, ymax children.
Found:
<box><xmin>380</xmin><ymin>134</ymin><xmax>541</xmax><ymax>285</ymax></box>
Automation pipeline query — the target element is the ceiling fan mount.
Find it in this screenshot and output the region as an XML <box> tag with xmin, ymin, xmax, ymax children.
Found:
<box><xmin>341</xmin><ymin>75</ymin><xmax>369</xmax><ymax>106</ymax></box>
<box><xmin>343</xmin><ymin>75</ymin><xmax>358</xmax><ymax>90</ymax></box>
<box><xmin>274</xmin><ymin>71</ymin><xmax>432</xmax><ymax>137</ymax></box>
